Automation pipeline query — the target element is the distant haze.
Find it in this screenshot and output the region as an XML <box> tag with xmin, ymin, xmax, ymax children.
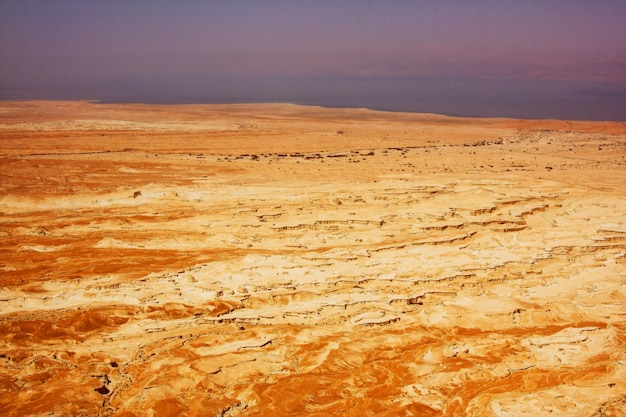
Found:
<box><xmin>1</xmin><ymin>1</ymin><xmax>625</xmax><ymax>120</ymax></box>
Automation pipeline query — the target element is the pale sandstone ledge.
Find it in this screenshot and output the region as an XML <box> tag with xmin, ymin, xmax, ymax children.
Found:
<box><xmin>0</xmin><ymin>101</ymin><xmax>625</xmax><ymax>416</ymax></box>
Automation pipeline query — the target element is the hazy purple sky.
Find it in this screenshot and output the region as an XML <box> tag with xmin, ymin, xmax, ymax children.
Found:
<box><xmin>1</xmin><ymin>0</ymin><xmax>625</xmax><ymax>119</ymax></box>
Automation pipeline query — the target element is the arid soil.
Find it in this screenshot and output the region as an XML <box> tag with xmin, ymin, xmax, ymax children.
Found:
<box><xmin>1</xmin><ymin>101</ymin><xmax>625</xmax><ymax>417</ymax></box>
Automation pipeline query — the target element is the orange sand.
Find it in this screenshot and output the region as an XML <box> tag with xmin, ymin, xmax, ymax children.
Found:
<box><xmin>1</xmin><ymin>101</ymin><xmax>625</xmax><ymax>416</ymax></box>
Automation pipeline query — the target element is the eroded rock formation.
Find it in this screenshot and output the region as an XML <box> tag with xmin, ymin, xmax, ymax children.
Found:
<box><xmin>1</xmin><ymin>101</ymin><xmax>625</xmax><ymax>416</ymax></box>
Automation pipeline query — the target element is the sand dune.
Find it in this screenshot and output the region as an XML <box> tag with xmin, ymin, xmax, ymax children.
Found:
<box><xmin>1</xmin><ymin>101</ymin><xmax>625</xmax><ymax>416</ymax></box>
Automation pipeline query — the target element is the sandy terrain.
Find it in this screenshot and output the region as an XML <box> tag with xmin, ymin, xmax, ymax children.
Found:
<box><xmin>1</xmin><ymin>100</ymin><xmax>625</xmax><ymax>416</ymax></box>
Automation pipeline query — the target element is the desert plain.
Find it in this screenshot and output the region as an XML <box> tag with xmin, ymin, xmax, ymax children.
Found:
<box><xmin>0</xmin><ymin>100</ymin><xmax>625</xmax><ymax>417</ymax></box>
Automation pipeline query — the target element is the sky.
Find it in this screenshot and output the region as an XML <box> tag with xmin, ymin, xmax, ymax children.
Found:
<box><xmin>1</xmin><ymin>1</ymin><xmax>625</xmax><ymax>119</ymax></box>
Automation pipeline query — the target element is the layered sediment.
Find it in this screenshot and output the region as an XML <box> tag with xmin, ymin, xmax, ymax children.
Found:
<box><xmin>1</xmin><ymin>101</ymin><xmax>625</xmax><ymax>416</ymax></box>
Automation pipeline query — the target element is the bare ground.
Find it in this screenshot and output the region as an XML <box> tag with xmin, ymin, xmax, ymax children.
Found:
<box><xmin>1</xmin><ymin>101</ymin><xmax>625</xmax><ymax>416</ymax></box>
